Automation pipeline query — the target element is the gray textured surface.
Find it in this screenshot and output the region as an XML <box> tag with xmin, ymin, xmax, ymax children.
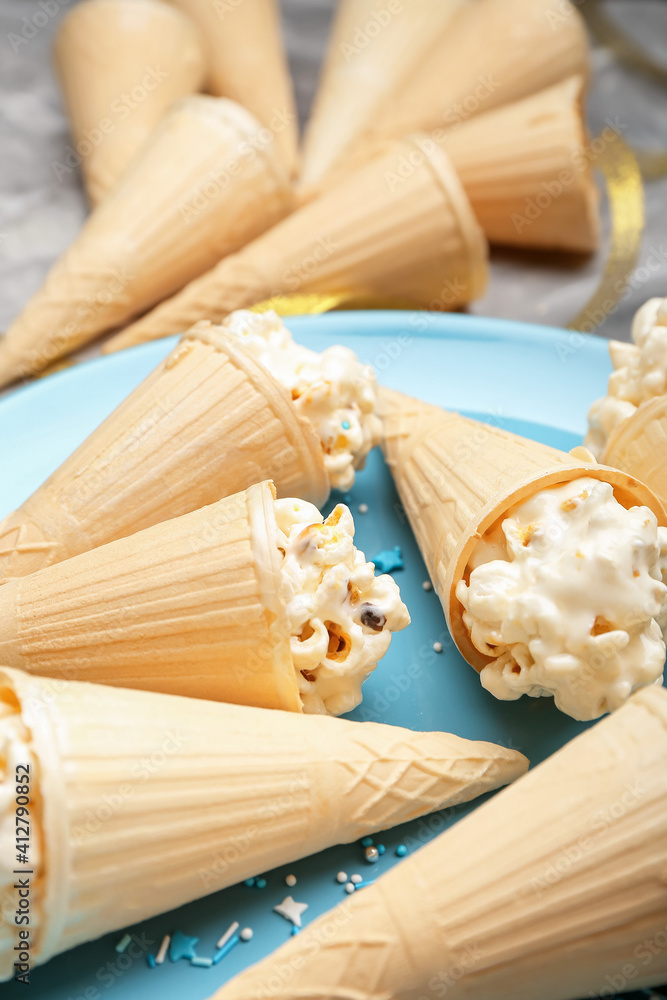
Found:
<box><xmin>0</xmin><ymin>0</ymin><xmax>666</xmax><ymax>345</ymax></box>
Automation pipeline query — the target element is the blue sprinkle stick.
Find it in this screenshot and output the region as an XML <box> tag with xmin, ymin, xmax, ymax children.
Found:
<box><xmin>341</xmin><ymin>420</ymin><xmax>351</xmax><ymax>430</ymax></box>
<box><xmin>146</xmin><ymin>954</ymin><xmax>156</xmax><ymax>969</ymax></box>
<box><xmin>115</xmin><ymin>933</ymin><xmax>132</xmax><ymax>954</ymax></box>
<box><xmin>213</xmin><ymin>935</ymin><xmax>240</xmax><ymax>965</ymax></box>
<box><xmin>291</xmin><ymin>925</ymin><xmax>300</xmax><ymax>936</ymax></box>
<box><xmin>191</xmin><ymin>956</ymin><xmax>213</xmax><ymax>968</ymax></box>
<box><xmin>354</xmin><ymin>880</ymin><xmax>376</xmax><ymax>889</ymax></box>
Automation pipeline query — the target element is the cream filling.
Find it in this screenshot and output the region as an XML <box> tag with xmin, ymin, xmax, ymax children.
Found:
<box><xmin>456</xmin><ymin>478</ymin><xmax>667</xmax><ymax>721</ymax></box>
<box><xmin>275</xmin><ymin>498</ymin><xmax>410</xmax><ymax>716</ymax></box>
<box><xmin>586</xmin><ymin>296</ymin><xmax>667</xmax><ymax>457</ymax></box>
<box><xmin>221</xmin><ymin>310</ymin><xmax>381</xmax><ymax>491</ymax></box>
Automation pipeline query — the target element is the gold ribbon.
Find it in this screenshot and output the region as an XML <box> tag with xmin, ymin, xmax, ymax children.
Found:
<box><xmin>583</xmin><ymin>0</ymin><xmax>667</xmax><ymax>181</ymax></box>
<box><xmin>567</xmin><ymin>133</ymin><xmax>644</xmax><ymax>332</ymax></box>
<box><xmin>249</xmin><ymin>291</ymin><xmax>423</xmax><ymax>316</ymax></box>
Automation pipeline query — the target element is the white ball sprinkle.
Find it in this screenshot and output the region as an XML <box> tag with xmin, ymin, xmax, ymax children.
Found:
<box><xmin>336</xmin><ymin>871</ymin><xmax>348</xmax><ymax>883</ymax></box>
<box><xmin>433</xmin><ymin>641</ymin><xmax>443</xmax><ymax>653</ymax></box>
<box><xmin>358</xmin><ymin>503</ymin><xmax>368</xmax><ymax>514</ymax></box>
<box><xmin>345</xmin><ymin>883</ymin><xmax>355</xmax><ymax>894</ymax></box>
<box><xmin>240</xmin><ymin>928</ymin><xmax>253</xmax><ymax>942</ymax></box>
<box><xmin>422</xmin><ymin>580</ymin><xmax>432</xmax><ymax>591</ymax></box>
<box><xmin>350</xmin><ymin>874</ymin><xmax>363</xmax><ymax>885</ymax></box>
<box><xmin>285</xmin><ymin>874</ymin><xmax>297</xmax><ymax>887</ymax></box>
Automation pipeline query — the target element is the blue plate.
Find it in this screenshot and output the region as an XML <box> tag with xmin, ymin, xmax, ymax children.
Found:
<box><xmin>1</xmin><ymin>312</ymin><xmax>663</xmax><ymax>1000</ymax></box>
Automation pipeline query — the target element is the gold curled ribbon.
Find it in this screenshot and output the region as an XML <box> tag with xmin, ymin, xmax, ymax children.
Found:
<box><xmin>583</xmin><ymin>0</ymin><xmax>667</xmax><ymax>181</ymax></box>
<box><xmin>249</xmin><ymin>291</ymin><xmax>423</xmax><ymax>316</ymax></box>
<box><xmin>567</xmin><ymin>133</ymin><xmax>644</xmax><ymax>333</ymax></box>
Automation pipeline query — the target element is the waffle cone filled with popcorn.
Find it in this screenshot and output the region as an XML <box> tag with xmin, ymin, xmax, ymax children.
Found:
<box><xmin>0</xmin><ymin>666</ymin><xmax>528</xmax><ymax>978</ymax></box>
<box><xmin>378</xmin><ymin>388</ymin><xmax>664</xmax><ymax>672</ymax></box>
<box><xmin>0</xmin><ymin>326</ymin><xmax>328</xmax><ymax>584</ymax></box>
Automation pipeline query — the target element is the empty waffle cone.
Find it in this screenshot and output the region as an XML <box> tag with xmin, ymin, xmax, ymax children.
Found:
<box><xmin>0</xmin><ymin>326</ymin><xmax>328</xmax><ymax>583</ymax></box>
<box><xmin>53</xmin><ymin>0</ymin><xmax>207</xmax><ymax>206</ymax></box>
<box><xmin>0</xmin><ymin>667</ymin><xmax>529</xmax><ymax>978</ymax></box>
<box><xmin>0</xmin><ymin>96</ymin><xmax>292</xmax><ymax>388</ymax></box>
<box><xmin>0</xmin><ymin>481</ymin><xmax>303</xmax><ymax>709</ymax></box>
<box><xmin>379</xmin><ymin>389</ymin><xmax>665</xmax><ymax>671</ymax></box>
<box><xmin>210</xmin><ymin>684</ymin><xmax>667</xmax><ymax>1000</ymax></box>
<box><xmin>603</xmin><ymin>395</ymin><xmax>667</xmax><ymax>512</ymax></box>
<box><xmin>166</xmin><ymin>0</ymin><xmax>299</xmax><ymax>178</ymax></box>
<box><xmin>105</xmin><ymin>135</ymin><xmax>488</xmax><ymax>351</ymax></box>
<box><xmin>334</xmin><ymin>0</ymin><xmax>590</xmax><ymax>184</ymax></box>
<box><xmin>299</xmin><ymin>0</ymin><xmax>466</xmax><ymax>196</ymax></box>
<box><xmin>442</xmin><ymin>76</ymin><xmax>600</xmax><ymax>252</ymax></box>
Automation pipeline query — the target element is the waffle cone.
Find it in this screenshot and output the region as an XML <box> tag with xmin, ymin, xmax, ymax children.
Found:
<box><xmin>0</xmin><ymin>327</ymin><xmax>328</xmax><ymax>583</ymax></box>
<box><xmin>53</xmin><ymin>0</ymin><xmax>207</xmax><ymax>206</ymax></box>
<box><xmin>299</xmin><ymin>0</ymin><xmax>465</xmax><ymax>193</ymax></box>
<box><xmin>166</xmin><ymin>0</ymin><xmax>299</xmax><ymax>178</ymax></box>
<box><xmin>379</xmin><ymin>389</ymin><xmax>665</xmax><ymax>671</ymax></box>
<box><xmin>0</xmin><ymin>481</ymin><xmax>303</xmax><ymax>710</ymax></box>
<box><xmin>442</xmin><ymin>76</ymin><xmax>600</xmax><ymax>252</ymax></box>
<box><xmin>603</xmin><ymin>395</ymin><xmax>667</xmax><ymax>511</ymax></box>
<box><xmin>0</xmin><ymin>667</ymin><xmax>528</xmax><ymax>978</ymax></box>
<box><xmin>0</xmin><ymin>96</ymin><xmax>292</xmax><ymax>387</ymax></box>
<box><xmin>211</xmin><ymin>684</ymin><xmax>667</xmax><ymax>1000</ymax></box>
<box><xmin>368</xmin><ymin>0</ymin><xmax>590</xmax><ymax>148</ymax></box>
<box><xmin>105</xmin><ymin>135</ymin><xmax>488</xmax><ymax>351</ymax></box>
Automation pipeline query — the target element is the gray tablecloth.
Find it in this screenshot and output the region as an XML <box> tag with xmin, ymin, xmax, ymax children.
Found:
<box><xmin>0</xmin><ymin>0</ymin><xmax>666</xmax><ymax>347</ymax></box>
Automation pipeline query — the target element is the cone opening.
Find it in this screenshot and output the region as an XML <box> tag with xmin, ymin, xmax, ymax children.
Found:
<box><xmin>445</xmin><ymin>464</ymin><xmax>666</xmax><ymax>672</ymax></box>
<box><xmin>246</xmin><ymin>482</ymin><xmax>303</xmax><ymax>713</ymax></box>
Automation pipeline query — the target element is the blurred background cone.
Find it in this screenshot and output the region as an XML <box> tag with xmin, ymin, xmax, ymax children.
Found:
<box><xmin>378</xmin><ymin>389</ymin><xmax>664</xmax><ymax>671</ymax></box>
<box><xmin>0</xmin><ymin>666</ymin><xmax>528</xmax><ymax>978</ymax></box>
<box><xmin>0</xmin><ymin>326</ymin><xmax>328</xmax><ymax>583</ymax></box>
<box><xmin>441</xmin><ymin>76</ymin><xmax>600</xmax><ymax>252</ymax></box>
<box><xmin>166</xmin><ymin>0</ymin><xmax>299</xmax><ymax>178</ymax></box>
<box><xmin>299</xmin><ymin>0</ymin><xmax>467</xmax><ymax>198</ymax></box>
<box><xmin>0</xmin><ymin>482</ymin><xmax>307</xmax><ymax>709</ymax></box>
<box><xmin>332</xmin><ymin>0</ymin><xmax>590</xmax><ymax>188</ymax></box>
<box><xmin>105</xmin><ymin>135</ymin><xmax>488</xmax><ymax>350</ymax></box>
<box><xmin>210</xmin><ymin>684</ymin><xmax>667</xmax><ymax>1000</ymax></box>
<box><xmin>53</xmin><ymin>0</ymin><xmax>207</xmax><ymax>206</ymax></box>
<box><xmin>0</xmin><ymin>96</ymin><xmax>292</xmax><ymax>388</ymax></box>
<box><xmin>603</xmin><ymin>395</ymin><xmax>667</xmax><ymax>513</ymax></box>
